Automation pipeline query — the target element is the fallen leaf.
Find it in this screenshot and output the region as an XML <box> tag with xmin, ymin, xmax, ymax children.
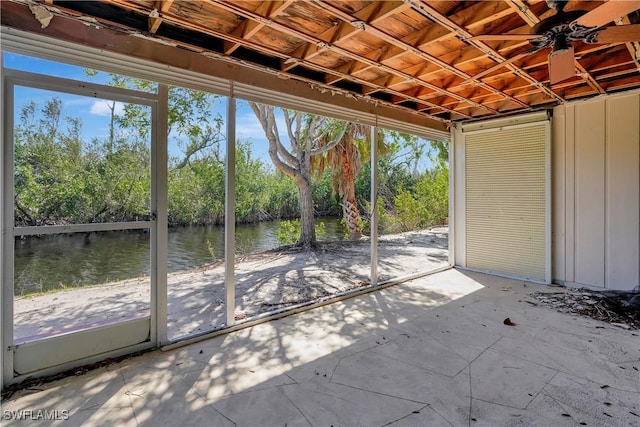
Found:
<box><xmin>503</xmin><ymin>318</ymin><xmax>517</xmax><ymax>326</ymax></box>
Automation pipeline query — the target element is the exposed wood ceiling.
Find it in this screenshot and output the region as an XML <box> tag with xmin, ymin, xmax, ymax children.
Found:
<box><xmin>3</xmin><ymin>0</ymin><xmax>640</xmax><ymax>122</ymax></box>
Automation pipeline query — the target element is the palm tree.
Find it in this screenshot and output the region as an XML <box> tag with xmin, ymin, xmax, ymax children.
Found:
<box><xmin>313</xmin><ymin>121</ymin><xmax>387</xmax><ymax>239</ymax></box>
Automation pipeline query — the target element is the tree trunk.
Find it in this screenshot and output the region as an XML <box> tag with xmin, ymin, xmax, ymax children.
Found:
<box><xmin>296</xmin><ymin>176</ymin><xmax>316</xmax><ymax>248</ymax></box>
<box><xmin>339</xmin><ymin>146</ymin><xmax>362</xmax><ymax>239</ymax></box>
<box><xmin>342</xmin><ymin>197</ymin><xmax>362</xmax><ymax>239</ymax></box>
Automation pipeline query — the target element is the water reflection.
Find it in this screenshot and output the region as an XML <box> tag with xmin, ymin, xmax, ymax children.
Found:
<box><xmin>14</xmin><ymin>218</ymin><xmax>344</xmax><ymax>295</ymax></box>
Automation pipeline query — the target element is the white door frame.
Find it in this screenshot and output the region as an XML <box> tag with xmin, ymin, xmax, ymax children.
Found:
<box><xmin>2</xmin><ymin>69</ymin><xmax>168</xmax><ymax>384</ymax></box>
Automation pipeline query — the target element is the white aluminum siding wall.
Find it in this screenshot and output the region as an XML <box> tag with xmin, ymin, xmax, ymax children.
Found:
<box><xmin>552</xmin><ymin>91</ymin><xmax>640</xmax><ymax>291</ymax></box>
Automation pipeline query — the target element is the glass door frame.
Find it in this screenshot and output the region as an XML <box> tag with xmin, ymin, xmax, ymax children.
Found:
<box><xmin>2</xmin><ymin>68</ymin><xmax>168</xmax><ymax>383</ymax></box>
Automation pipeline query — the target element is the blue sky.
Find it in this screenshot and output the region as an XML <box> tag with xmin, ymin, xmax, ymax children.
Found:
<box><xmin>4</xmin><ymin>52</ymin><xmax>436</xmax><ymax>171</ymax></box>
<box><xmin>4</xmin><ymin>52</ymin><xmax>275</xmax><ymax>162</ymax></box>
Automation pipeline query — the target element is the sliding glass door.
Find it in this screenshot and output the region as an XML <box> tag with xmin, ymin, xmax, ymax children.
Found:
<box><xmin>3</xmin><ymin>70</ymin><xmax>160</xmax><ymax>376</ymax></box>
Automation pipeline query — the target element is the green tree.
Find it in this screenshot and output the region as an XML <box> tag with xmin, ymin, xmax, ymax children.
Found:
<box><xmin>14</xmin><ymin>97</ymin><xmax>152</xmax><ymax>225</ymax></box>
<box><xmin>86</xmin><ymin>69</ymin><xmax>225</xmax><ymax>172</ymax></box>
<box><xmin>248</xmin><ymin>104</ymin><xmax>347</xmax><ymax>247</ymax></box>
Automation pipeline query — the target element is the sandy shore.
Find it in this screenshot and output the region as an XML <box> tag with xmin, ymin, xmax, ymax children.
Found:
<box><xmin>14</xmin><ymin>227</ymin><xmax>448</xmax><ymax>340</ymax></box>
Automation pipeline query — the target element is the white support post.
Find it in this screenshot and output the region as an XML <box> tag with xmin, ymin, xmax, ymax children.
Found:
<box><xmin>2</xmin><ymin>76</ymin><xmax>15</xmax><ymax>386</ymax></box>
<box><xmin>1</xmin><ymin>52</ymin><xmax>5</xmax><ymax>390</ymax></box>
<box><xmin>154</xmin><ymin>85</ymin><xmax>169</xmax><ymax>345</ymax></box>
<box><xmin>370</xmin><ymin>123</ymin><xmax>379</xmax><ymax>286</ymax></box>
<box><xmin>225</xmin><ymin>96</ymin><xmax>236</xmax><ymax>327</ymax></box>
<box><xmin>448</xmin><ymin>126</ymin><xmax>455</xmax><ymax>267</ymax></box>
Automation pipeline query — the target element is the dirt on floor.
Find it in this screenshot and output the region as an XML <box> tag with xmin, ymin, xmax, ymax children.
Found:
<box><xmin>532</xmin><ymin>288</ymin><xmax>640</xmax><ymax>330</ymax></box>
<box><xmin>14</xmin><ymin>227</ymin><xmax>449</xmax><ymax>340</ymax></box>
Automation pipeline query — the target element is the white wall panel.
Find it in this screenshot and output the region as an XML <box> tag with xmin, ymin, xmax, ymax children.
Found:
<box><xmin>552</xmin><ymin>90</ymin><xmax>640</xmax><ymax>291</ymax></box>
<box><xmin>605</xmin><ymin>96</ymin><xmax>640</xmax><ymax>290</ymax></box>
<box><xmin>551</xmin><ymin>106</ymin><xmax>566</xmax><ymax>281</ymax></box>
<box><xmin>574</xmin><ymin>101</ymin><xmax>606</xmax><ymax>287</ymax></box>
<box><xmin>563</xmin><ymin>105</ymin><xmax>576</xmax><ymax>283</ymax></box>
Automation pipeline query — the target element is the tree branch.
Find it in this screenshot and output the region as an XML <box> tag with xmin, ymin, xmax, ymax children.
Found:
<box><xmin>284</xmin><ymin>110</ymin><xmax>296</xmax><ymax>151</ymax></box>
<box><xmin>248</xmin><ymin>102</ymin><xmax>299</xmax><ymax>178</ymax></box>
<box><xmin>266</xmin><ymin>109</ymin><xmax>299</xmax><ymax>167</ymax></box>
<box><xmin>173</xmin><ymin>127</ymin><xmax>222</xmax><ymax>170</ymax></box>
<box><xmin>14</xmin><ymin>198</ymin><xmax>35</xmax><ymax>226</ymax></box>
<box><xmin>309</xmin><ymin>121</ymin><xmax>349</xmax><ymax>156</ymax></box>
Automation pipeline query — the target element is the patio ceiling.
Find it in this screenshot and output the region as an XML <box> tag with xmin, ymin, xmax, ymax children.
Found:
<box><xmin>3</xmin><ymin>0</ymin><xmax>640</xmax><ymax>122</ymax></box>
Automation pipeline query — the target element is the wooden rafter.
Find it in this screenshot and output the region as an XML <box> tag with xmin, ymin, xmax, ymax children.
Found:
<box><xmin>149</xmin><ymin>0</ymin><xmax>173</xmax><ymax>34</ymax></box>
<box><xmin>315</xmin><ymin>1</ymin><xmax>530</xmax><ymax>113</ymax></box>
<box><xmin>224</xmin><ymin>0</ymin><xmax>295</xmax><ymax>55</ymax></box>
<box><xmin>408</xmin><ymin>0</ymin><xmax>563</xmax><ymax>104</ymax></box>
<box><xmin>102</xmin><ymin>0</ymin><xmax>471</xmax><ymax>118</ymax></box>
<box><xmin>207</xmin><ymin>0</ymin><xmax>498</xmax><ymax>115</ymax></box>
<box><xmin>505</xmin><ymin>0</ymin><xmax>542</xmax><ymax>26</ymax></box>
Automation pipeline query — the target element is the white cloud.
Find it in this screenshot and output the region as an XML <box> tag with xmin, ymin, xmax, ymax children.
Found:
<box><xmin>236</xmin><ymin>112</ymin><xmax>268</xmax><ymax>140</ymax></box>
<box><xmin>235</xmin><ymin>111</ymin><xmax>291</xmax><ymax>144</ymax></box>
<box><xmin>89</xmin><ymin>99</ymin><xmax>125</xmax><ymax>116</ymax></box>
<box><xmin>64</xmin><ymin>97</ymin><xmax>95</xmax><ymax>108</ymax></box>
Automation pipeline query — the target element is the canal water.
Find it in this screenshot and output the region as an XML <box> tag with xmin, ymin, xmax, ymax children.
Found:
<box><xmin>14</xmin><ymin>218</ymin><xmax>345</xmax><ymax>295</ymax></box>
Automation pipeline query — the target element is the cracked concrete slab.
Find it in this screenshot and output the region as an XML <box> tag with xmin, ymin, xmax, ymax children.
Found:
<box><xmin>281</xmin><ymin>381</ymin><xmax>423</xmax><ymax>427</ymax></box>
<box><xmin>3</xmin><ymin>269</ymin><xmax>639</xmax><ymax>426</ymax></box>
<box><xmin>469</xmin><ymin>348</ymin><xmax>558</xmax><ymax>409</ymax></box>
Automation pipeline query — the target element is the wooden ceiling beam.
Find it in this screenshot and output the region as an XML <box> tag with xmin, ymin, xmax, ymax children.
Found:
<box><xmin>346</xmin><ymin>25</ymin><xmax>440</xmax><ymax>77</ymax></box>
<box><xmin>149</xmin><ymin>0</ymin><xmax>174</xmax><ymax>34</ymax></box>
<box><xmin>594</xmin><ymin>67</ymin><xmax>639</xmax><ymax>81</ymax></box>
<box><xmin>102</xmin><ymin>0</ymin><xmax>453</xmax><ymax>115</ymax></box>
<box><xmin>313</xmin><ymin>2</ymin><xmax>520</xmax><ymax>114</ymax></box>
<box><xmin>224</xmin><ymin>0</ymin><xmax>295</xmax><ymax>55</ymax></box>
<box><xmin>207</xmin><ymin>0</ymin><xmax>484</xmax><ymax>115</ymax></box>
<box><xmin>599</xmin><ymin>74</ymin><xmax>640</xmax><ymax>92</ymax></box>
<box><xmin>579</xmin><ymin>45</ymin><xmax>635</xmax><ymax>71</ymax></box>
<box><xmin>1</xmin><ymin>1</ymin><xmax>452</xmax><ymax>129</ymax></box>
<box><xmin>22</xmin><ymin>0</ymin><xmax>639</xmax><ymax>120</ymax></box>
<box><xmin>333</xmin><ymin>2</ymin><xmax>532</xmax><ymax>110</ymax></box>
<box><xmin>407</xmin><ymin>0</ymin><xmax>564</xmax><ymax>104</ymax></box>
<box><xmin>281</xmin><ymin>43</ymin><xmax>317</xmax><ymax>71</ymax></box>
<box><xmin>504</xmin><ymin>0</ymin><xmax>540</xmax><ymax>26</ymax></box>
<box><xmin>575</xmin><ymin>61</ymin><xmax>606</xmax><ymax>95</ymax></box>
<box><xmin>353</xmin><ymin>1</ymin><xmax>412</xmax><ymax>25</ymax></box>
<box><xmin>223</xmin><ymin>19</ymin><xmax>263</xmax><ymax>54</ymax></box>
<box><xmin>468</xmin><ymin>42</ymin><xmax>630</xmax><ymax>86</ymax></box>
<box><xmin>106</xmin><ymin>0</ymin><xmax>286</xmax><ymax>58</ymax></box>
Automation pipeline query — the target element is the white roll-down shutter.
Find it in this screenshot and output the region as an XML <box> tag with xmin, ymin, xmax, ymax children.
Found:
<box><xmin>463</xmin><ymin>118</ymin><xmax>550</xmax><ymax>282</ymax></box>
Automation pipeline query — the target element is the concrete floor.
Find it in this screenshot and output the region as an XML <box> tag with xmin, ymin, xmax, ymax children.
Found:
<box><xmin>2</xmin><ymin>269</ymin><xmax>639</xmax><ymax>426</ymax></box>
